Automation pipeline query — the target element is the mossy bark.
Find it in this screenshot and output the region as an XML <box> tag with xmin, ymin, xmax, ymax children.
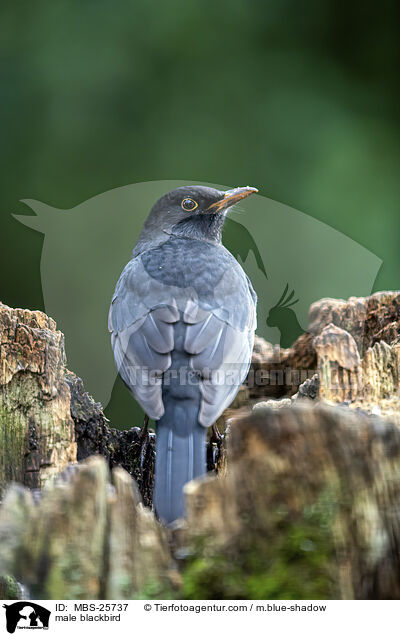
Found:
<box><xmin>183</xmin><ymin>403</ymin><xmax>400</xmax><ymax>599</ymax></box>
<box><xmin>1</xmin><ymin>292</ymin><xmax>400</xmax><ymax>600</ymax></box>
<box><xmin>0</xmin><ymin>457</ymin><xmax>171</xmax><ymax>600</ymax></box>
<box><xmin>0</xmin><ymin>303</ymin><xmax>76</xmax><ymax>497</ymax></box>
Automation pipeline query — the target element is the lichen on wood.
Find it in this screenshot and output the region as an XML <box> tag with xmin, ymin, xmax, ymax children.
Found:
<box><xmin>0</xmin><ymin>456</ymin><xmax>172</xmax><ymax>599</ymax></box>
<box><xmin>0</xmin><ymin>303</ymin><xmax>76</xmax><ymax>496</ymax></box>
<box><xmin>183</xmin><ymin>402</ymin><xmax>400</xmax><ymax>599</ymax></box>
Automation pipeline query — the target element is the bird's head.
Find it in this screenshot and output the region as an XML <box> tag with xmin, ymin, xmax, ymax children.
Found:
<box><xmin>138</xmin><ymin>185</ymin><xmax>258</xmax><ymax>248</ymax></box>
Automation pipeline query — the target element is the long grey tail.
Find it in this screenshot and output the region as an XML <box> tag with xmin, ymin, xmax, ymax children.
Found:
<box><xmin>154</xmin><ymin>398</ymin><xmax>206</xmax><ymax>524</ymax></box>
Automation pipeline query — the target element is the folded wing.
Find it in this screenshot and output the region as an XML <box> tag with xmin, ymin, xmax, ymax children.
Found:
<box><xmin>184</xmin><ymin>304</ymin><xmax>254</xmax><ymax>426</ymax></box>
<box><xmin>109</xmin><ymin>255</ymin><xmax>256</xmax><ymax>424</ymax></box>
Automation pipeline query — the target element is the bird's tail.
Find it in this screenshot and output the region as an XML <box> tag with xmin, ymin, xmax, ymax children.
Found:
<box><xmin>154</xmin><ymin>397</ymin><xmax>206</xmax><ymax>524</ymax></box>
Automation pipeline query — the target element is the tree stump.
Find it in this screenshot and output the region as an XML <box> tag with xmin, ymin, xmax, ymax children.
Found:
<box><xmin>184</xmin><ymin>402</ymin><xmax>400</xmax><ymax>599</ymax></box>
<box><xmin>0</xmin><ymin>303</ymin><xmax>76</xmax><ymax>496</ymax></box>
<box><xmin>0</xmin><ymin>456</ymin><xmax>171</xmax><ymax>599</ymax></box>
<box><xmin>1</xmin><ymin>292</ymin><xmax>400</xmax><ymax>600</ymax></box>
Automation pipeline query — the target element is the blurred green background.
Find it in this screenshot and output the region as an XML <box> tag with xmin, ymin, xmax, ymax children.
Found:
<box><xmin>0</xmin><ymin>0</ymin><xmax>399</xmax><ymax>426</ymax></box>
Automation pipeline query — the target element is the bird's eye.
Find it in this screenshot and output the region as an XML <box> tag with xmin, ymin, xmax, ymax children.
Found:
<box><xmin>181</xmin><ymin>198</ymin><xmax>198</xmax><ymax>211</ymax></box>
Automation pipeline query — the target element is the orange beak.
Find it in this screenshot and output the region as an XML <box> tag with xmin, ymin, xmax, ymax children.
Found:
<box><xmin>207</xmin><ymin>186</ymin><xmax>258</xmax><ymax>213</ymax></box>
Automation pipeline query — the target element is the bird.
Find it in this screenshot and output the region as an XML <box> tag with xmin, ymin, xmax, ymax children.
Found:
<box><xmin>108</xmin><ymin>185</ymin><xmax>258</xmax><ymax>524</ymax></box>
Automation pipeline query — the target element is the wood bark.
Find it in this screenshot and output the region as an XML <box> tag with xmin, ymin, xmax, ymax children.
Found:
<box><xmin>184</xmin><ymin>402</ymin><xmax>400</xmax><ymax>599</ymax></box>
<box><xmin>1</xmin><ymin>291</ymin><xmax>400</xmax><ymax>599</ymax></box>
<box><xmin>0</xmin><ymin>303</ymin><xmax>76</xmax><ymax>496</ymax></box>
<box><xmin>0</xmin><ymin>456</ymin><xmax>171</xmax><ymax>599</ymax></box>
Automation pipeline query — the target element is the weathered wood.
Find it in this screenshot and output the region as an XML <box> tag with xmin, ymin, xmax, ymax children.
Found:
<box><xmin>107</xmin><ymin>466</ymin><xmax>171</xmax><ymax>598</ymax></box>
<box><xmin>315</xmin><ymin>324</ymin><xmax>362</xmax><ymax>401</ymax></box>
<box><xmin>308</xmin><ymin>291</ymin><xmax>400</xmax><ymax>354</ymax></box>
<box><xmin>66</xmin><ymin>371</ymin><xmax>156</xmax><ymax>506</ymax></box>
<box><xmin>0</xmin><ymin>456</ymin><xmax>172</xmax><ymax>599</ymax></box>
<box><xmin>315</xmin><ymin>323</ymin><xmax>400</xmax><ymax>404</ymax></box>
<box><xmin>3</xmin><ymin>402</ymin><xmax>400</xmax><ymax>600</ymax></box>
<box><xmin>0</xmin><ymin>457</ymin><xmax>108</xmax><ymax>598</ymax></box>
<box><xmin>0</xmin><ymin>303</ymin><xmax>76</xmax><ymax>496</ymax></box>
<box><xmin>246</xmin><ymin>291</ymin><xmax>400</xmax><ymax>401</ymax></box>
<box><xmin>1</xmin><ymin>292</ymin><xmax>400</xmax><ymax>600</ymax></box>
<box><xmin>184</xmin><ymin>402</ymin><xmax>400</xmax><ymax>599</ymax></box>
<box><xmin>0</xmin><ymin>302</ymin><xmax>157</xmax><ymax>505</ymax></box>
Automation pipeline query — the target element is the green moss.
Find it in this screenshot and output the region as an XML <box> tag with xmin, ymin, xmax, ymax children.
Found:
<box><xmin>178</xmin><ymin>489</ymin><xmax>339</xmax><ymax>600</ymax></box>
<box><xmin>0</xmin><ymin>575</ymin><xmax>21</xmax><ymax>600</ymax></box>
<box><xmin>42</xmin><ymin>548</ymin><xmax>88</xmax><ymax>600</ymax></box>
<box><xmin>0</xmin><ymin>405</ymin><xmax>27</xmax><ymax>492</ymax></box>
<box><xmin>134</xmin><ymin>577</ymin><xmax>175</xmax><ymax>600</ymax></box>
<box><xmin>132</xmin><ymin>486</ymin><xmax>340</xmax><ymax>601</ymax></box>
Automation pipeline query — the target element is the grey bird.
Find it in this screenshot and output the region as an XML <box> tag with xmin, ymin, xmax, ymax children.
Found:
<box><xmin>109</xmin><ymin>185</ymin><xmax>258</xmax><ymax>524</ymax></box>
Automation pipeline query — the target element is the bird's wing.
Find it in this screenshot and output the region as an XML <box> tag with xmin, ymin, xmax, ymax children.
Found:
<box><xmin>109</xmin><ymin>257</ymin><xmax>180</xmax><ymax>419</ymax></box>
<box><xmin>109</xmin><ymin>254</ymin><xmax>257</xmax><ymax>424</ymax></box>
<box><xmin>110</xmin><ymin>306</ymin><xmax>178</xmax><ymax>419</ymax></box>
<box><xmin>183</xmin><ymin>289</ymin><xmax>256</xmax><ymax>427</ymax></box>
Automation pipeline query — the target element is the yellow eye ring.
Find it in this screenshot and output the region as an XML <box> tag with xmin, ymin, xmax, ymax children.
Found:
<box><xmin>181</xmin><ymin>198</ymin><xmax>198</xmax><ymax>212</ymax></box>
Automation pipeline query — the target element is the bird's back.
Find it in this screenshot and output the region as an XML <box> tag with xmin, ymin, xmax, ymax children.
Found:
<box><xmin>140</xmin><ymin>235</ymin><xmax>254</xmax><ymax>329</ymax></box>
<box><xmin>109</xmin><ymin>234</ymin><xmax>256</xmax><ymax>424</ymax></box>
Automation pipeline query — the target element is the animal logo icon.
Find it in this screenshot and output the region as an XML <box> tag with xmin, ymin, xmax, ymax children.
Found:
<box><xmin>2</xmin><ymin>602</ymin><xmax>50</xmax><ymax>633</ymax></box>
<box><xmin>266</xmin><ymin>283</ymin><xmax>304</xmax><ymax>347</ymax></box>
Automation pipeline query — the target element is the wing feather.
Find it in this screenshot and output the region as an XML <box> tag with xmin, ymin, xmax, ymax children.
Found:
<box><xmin>109</xmin><ymin>258</ymin><xmax>180</xmax><ymax>417</ymax></box>
<box><xmin>185</xmin><ymin>305</ymin><xmax>254</xmax><ymax>426</ymax></box>
<box><xmin>109</xmin><ymin>252</ymin><xmax>256</xmax><ymax>424</ymax></box>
